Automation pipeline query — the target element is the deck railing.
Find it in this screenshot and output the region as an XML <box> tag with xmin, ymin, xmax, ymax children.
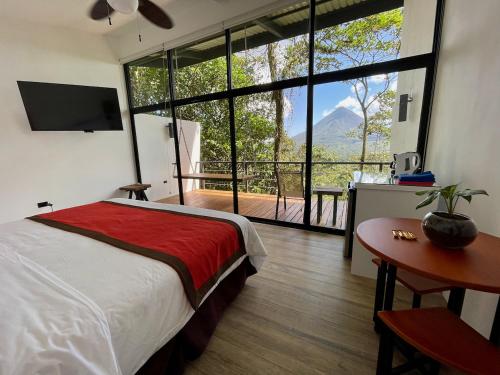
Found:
<box><xmin>180</xmin><ymin>160</ymin><xmax>391</xmax><ymax>195</ymax></box>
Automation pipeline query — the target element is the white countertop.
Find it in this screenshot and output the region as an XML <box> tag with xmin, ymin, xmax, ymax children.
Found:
<box><xmin>351</xmin><ymin>172</ymin><xmax>438</xmax><ymax>192</ymax></box>
<box><xmin>355</xmin><ymin>182</ymin><xmax>438</xmax><ymax>192</ymax></box>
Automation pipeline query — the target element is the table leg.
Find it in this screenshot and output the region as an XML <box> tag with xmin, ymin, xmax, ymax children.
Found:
<box><xmin>489</xmin><ymin>296</ymin><xmax>500</xmax><ymax>345</ymax></box>
<box><xmin>128</xmin><ymin>191</ymin><xmax>133</xmax><ymax>199</ymax></box>
<box><xmin>447</xmin><ymin>287</ymin><xmax>465</xmax><ymax>316</ymax></box>
<box><xmin>317</xmin><ymin>194</ymin><xmax>322</xmax><ymax>224</ymax></box>
<box><xmin>332</xmin><ymin>195</ymin><xmax>338</xmax><ymax>227</ymax></box>
<box><xmin>373</xmin><ymin>260</ymin><xmax>387</xmax><ymax>331</ymax></box>
<box><xmin>376</xmin><ymin>324</ymin><xmax>394</xmax><ymax>375</ymax></box>
<box><xmin>141</xmin><ymin>191</ymin><xmax>149</xmax><ymax>201</ymax></box>
<box><xmin>383</xmin><ymin>264</ymin><xmax>397</xmax><ymax>311</ymax></box>
<box><xmin>412</xmin><ymin>294</ymin><xmax>422</xmax><ymax>309</ymax></box>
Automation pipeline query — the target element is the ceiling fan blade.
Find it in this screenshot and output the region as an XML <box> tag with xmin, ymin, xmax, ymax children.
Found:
<box><xmin>138</xmin><ymin>0</ymin><xmax>174</xmax><ymax>29</ymax></box>
<box><xmin>89</xmin><ymin>0</ymin><xmax>115</xmax><ymax>20</ymax></box>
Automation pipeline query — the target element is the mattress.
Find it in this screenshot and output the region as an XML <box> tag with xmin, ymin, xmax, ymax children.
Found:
<box><xmin>0</xmin><ymin>199</ymin><xmax>267</xmax><ymax>374</ymax></box>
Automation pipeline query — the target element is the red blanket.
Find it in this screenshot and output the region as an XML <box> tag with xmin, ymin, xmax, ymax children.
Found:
<box><xmin>28</xmin><ymin>201</ymin><xmax>246</xmax><ymax>309</ymax></box>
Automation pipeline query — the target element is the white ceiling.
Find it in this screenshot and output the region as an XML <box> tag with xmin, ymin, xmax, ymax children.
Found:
<box><xmin>0</xmin><ymin>0</ymin><xmax>182</xmax><ymax>35</ymax></box>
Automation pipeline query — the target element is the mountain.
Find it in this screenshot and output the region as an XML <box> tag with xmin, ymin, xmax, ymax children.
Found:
<box><xmin>292</xmin><ymin>107</ymin><xmax>365</xmax><ymax>157</ymax></box>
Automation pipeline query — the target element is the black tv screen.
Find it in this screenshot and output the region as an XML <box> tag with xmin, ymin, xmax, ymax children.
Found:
<box><xmin>17</xmin><ymin>81</ymin><xmax>123</xmax><ymax>131</ymax></box>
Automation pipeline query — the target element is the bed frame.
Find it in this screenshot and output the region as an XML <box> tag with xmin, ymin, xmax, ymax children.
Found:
<box><xmin>137</xmin><ymin>258</ymin><xmax>256</xmax><ymax>375</ymax></box>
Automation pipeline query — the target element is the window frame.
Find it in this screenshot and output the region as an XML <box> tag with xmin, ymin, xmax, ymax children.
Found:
<box><xmin>123</xmin><ymin>0</ymin><xmax>445</xmax><ymax>235</ymax></box>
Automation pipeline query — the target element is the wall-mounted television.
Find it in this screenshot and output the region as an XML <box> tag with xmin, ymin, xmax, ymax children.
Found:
<box><xmin>17</xmin><ymin>81</ymin><xmax>123</xmax><ymax>132</ymax></box>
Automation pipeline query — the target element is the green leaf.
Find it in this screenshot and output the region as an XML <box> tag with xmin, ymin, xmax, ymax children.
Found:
<box><xmin>416</xmin><ymin>191</ymin><xmax>439</xmax><ymax>210</ymax></box>
<box><xmin>415</xmin><ymin>190</ymin><xmax>435</xmax><ymax>196</ymax></box>
<box><xmin>460</xmin><ymin>195</ymin><xmax>472</xmax><ymax>203</ymax></box>
<box><xmin>440</xmin><ymin>184</ymin><xmax>458</xmax><ymax>200</ymax></box>
<box><xmin>457</xmin><ymin>189</ymin><xmax>489</xmax><ymax>197</ymax></box>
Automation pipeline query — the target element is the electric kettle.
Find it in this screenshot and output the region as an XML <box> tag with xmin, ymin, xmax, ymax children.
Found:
<box><xmin>391</xmin><ymin>152</ymin><xmax>421</xmax><ymax>176</ymax></box>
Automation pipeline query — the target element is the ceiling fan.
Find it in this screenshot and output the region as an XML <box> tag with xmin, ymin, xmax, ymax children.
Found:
<box><xmin>89</xmin><ymin>0</ymin><xmax>174</xmax><ymax>29</ymax></box>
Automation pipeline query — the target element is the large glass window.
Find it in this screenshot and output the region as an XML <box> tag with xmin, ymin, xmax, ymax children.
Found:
<box><xmin>175</xmin><ymin>99</ymin><xmax>234</xmax><ymax>213</ymax></box>
<box><xmin>173</xmin><ymin>33</ymin><xmax>227</xmax><ymax>99</ymax></box>
<box><xmin>235</xmin><ymin>87</ymin><xmax>307</xmax><ymax>223</ymax></box>
<box><xmin>127</xmin><ymin>52</ymin><xmax>169</xmax><ymax>108</ymax></box>
<box><xmin>310</xmin><ymin>69</ymin><xmax>426</xmax><ymax>228</ymax></box>
<box><xmin>231</xmin><ymin>1</ymin><xmax>309</xmax><ymax>88</ymax></box>
<box><xmin>125</xmin><ymin>0</ymin><xmax>440</xmax><ymax>232</ymax></box>
<box><xmin>314</xmin><ymin>0</ymin><xmax>436</xmax><ymax>74</ymax></box>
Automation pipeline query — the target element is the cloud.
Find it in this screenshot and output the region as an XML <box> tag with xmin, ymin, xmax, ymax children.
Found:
<box><xmin>335</xmin><ymin>96</ymin><xmax>363</xmax><ymax>117</ymax></box>
<box><xmin>325</xmin><ymin>94</ymin><xmax>381</xmax><ymax>118</ymax></box>
<box><xmin>369</xmin><ymin>74</ymin><xmax>388</xmax><ymax>84</ymax></box>
<box><xmin>322</xmin><ymin>108</ymin><xmax>335</xmax><ymax>117</ymax></box>
<box><xmin>283</xmin><ymin>95</ymin><xmax>292</xmax><ymax>118</ymax></box>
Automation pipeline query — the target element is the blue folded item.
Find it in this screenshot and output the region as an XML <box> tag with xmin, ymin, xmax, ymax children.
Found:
<box><xmin>399</xmin><ymin>171</ymin><xmax>436</xmax><ymax>182</ymax></box>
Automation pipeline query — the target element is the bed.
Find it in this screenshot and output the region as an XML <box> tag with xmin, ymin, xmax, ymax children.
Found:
<box><xmin>0</xmin><ymin>198</ymin><xmax>267</xmax><ymax>375</ymax></box>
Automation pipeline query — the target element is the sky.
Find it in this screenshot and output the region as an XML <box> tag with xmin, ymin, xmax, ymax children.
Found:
<box><xmin>284</xmin><ymin>74</ymin><xmax>396</xmax><ymax>137</ymax></box>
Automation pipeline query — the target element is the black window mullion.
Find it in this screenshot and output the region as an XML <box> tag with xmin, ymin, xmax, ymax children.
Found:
<box><xmin>418</xmin><ymin>0</ymin><xmax>445</xmax><ymax>166</ymax></box>
<box><xmin>225</xmin><ymin>29</ymin><xmax>239</xmax><ymax>214</ymax></box>
<box><xmin>303</xmin><ymin>0</ymin><xmax>316</xmax><ymax>226</ymax></box>
<box><xmin>130</xmin><ymin>101</ymin><xmax>172</xmax><ymax>115</ymax></box>
<box><xmin>123</xmin><ymin>63</ymin><xmax>143</xmax><ymax>183</ymax></box>
<box><xmin>166</xmin><ymin>49</ymin><xmax>185</xmax><ymax>205</ymax></box>
<box><xmin>312</xmin><ymin>54</ymin><xmax>433</xmax><ymax>86</ymax></box>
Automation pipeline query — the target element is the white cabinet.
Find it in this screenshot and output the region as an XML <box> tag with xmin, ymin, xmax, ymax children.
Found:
<box><xmin>351</xmin><ymin>183</ymin><xmax>438</xmax><ymax>279</ymax></box>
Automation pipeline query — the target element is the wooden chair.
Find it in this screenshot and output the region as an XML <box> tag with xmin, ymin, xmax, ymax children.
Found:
<box><xmin>372</xmin><ymin>258</ymin><xmax>452</xmax><ymax>309</ymax></box>
<box><xmin>275</xmin><ymin>167</ymin><xmax>304</xmax><ymax>220</ymax></box>
<box><xmin>377</xmin><ymin>307</ymin><xmax>500</xmax><ymax>375</ymax></box>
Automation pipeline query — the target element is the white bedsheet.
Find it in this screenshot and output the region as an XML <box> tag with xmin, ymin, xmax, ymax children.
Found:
<box><xmin>0</xmin><ymin>199</ymin><xmax>267</xmax><ymax>374</ymax></box>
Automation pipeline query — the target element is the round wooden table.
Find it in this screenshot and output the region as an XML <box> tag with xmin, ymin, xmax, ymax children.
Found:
<box><xmin>356</xmin><ymin>217</ymin><xmax>500</xmax><ymax>343</ymax></box>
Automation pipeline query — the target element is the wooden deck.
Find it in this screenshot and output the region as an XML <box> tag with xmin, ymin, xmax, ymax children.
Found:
<box><xmin>157</xmin><ymin>189</ymin><xmax>347</xmax><ymax>229</ymax></box>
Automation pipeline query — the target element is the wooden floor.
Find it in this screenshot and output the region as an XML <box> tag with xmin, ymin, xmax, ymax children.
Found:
<box><xmin>158</xmin><ymin>189</ymin><xmax>348</xmax><ymax>229</ymax></box>
<box><xmin>185</xmin><ymin>224</ymin><xmax>456</xmax><ymax>375</ymax></box>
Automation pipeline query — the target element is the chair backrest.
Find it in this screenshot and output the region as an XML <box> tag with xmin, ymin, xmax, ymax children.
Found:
<box><xmin>277</xmin><ymin>170</ymin><xmax>304</xmax><ymax>199</ymax></box>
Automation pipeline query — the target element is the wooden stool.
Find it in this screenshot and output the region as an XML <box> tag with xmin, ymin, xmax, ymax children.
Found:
<box><xmin>119</xmin><ymin>183</ymin><xmax>151</xmax><ymax>201</ymax></box>
<box><xmin>377</xmin><ymin>308</ymin><xmax>500</xmax><ymax>375</ymax></box>
<box><xmin>312</xmin><ymin>187</ymin><xmax>343</xmax><ymax>226</ymax></box>
<box><xmin>372</xmin><ymin>258</ymin><xmax>452</xmax><ymax>309</ymax></box>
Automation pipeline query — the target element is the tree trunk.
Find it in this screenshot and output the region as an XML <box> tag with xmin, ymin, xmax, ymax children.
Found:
<box><xmin>267</xmin><ymin>43</ymin><xmax>284</xmax><ymax>164</ymax></box>
<box><xmin>267</xmin><ymin>43</ymin><xmax>285</xmax><ymax>196</ymax></box>
<box><xmin>359</xmin><ymin>107</ymin><xmax>369</xmax><ymax>171</ymax></box>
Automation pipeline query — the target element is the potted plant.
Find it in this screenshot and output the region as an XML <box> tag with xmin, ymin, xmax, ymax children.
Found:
<box><xmin>415</xmin><ymin>184</ymin><xmax>488</xmax><ymax>249</ymax></box>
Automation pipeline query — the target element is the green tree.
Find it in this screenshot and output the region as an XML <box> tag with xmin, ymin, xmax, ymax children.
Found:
<box><xmin>315</xmin><ymin>9</ymin><xmax>403</xmax><ymax>166</ymax></box>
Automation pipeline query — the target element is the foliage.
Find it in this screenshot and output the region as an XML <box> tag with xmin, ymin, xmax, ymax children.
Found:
<box><xmin>416</xmin><ymin>184</ymin><xmax>489</xmax><ymax>214</ymax></box>
<box><xmin>129</xmin><ymin>9</ymin><xmax>404</xmax><ymax>197</ymax></box>
<box><xmin>129</xmin><ymin>64</ymin><xmax>168</xmax><ymax>107</ymax></box>
<box><xmin>315</xmin><ymin>9</ymin><xmax>403</xmax><ymax>164</ymax></box>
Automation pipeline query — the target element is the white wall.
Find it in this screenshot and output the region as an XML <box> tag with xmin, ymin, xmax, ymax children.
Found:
<box><xmin>135</xmin><ymin>114</ymin><xmax>200</xmax><ymax>200</ymax></box>
<box><xmin>425</xmin><ymin>0</ymin><xmax>500</xmax><ymax>338</ymax></box>
<box><xmin>0</xmin><ymin>18</ymin><xmax>136</xmax><ymax>223</ymax></box>
<box><xmin>390</xmin><ymin>0</ymin><xmax>436</xmax><ymax>155</ymax></box>
<box><xmin>176</xmin><ymin>117</ymin><xmax>201</xmax><ymax>192</ymax></box>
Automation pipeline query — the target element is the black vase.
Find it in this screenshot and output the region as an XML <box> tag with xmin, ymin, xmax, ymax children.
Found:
<box><xmin>421</xmin><ymin>211</ymin><xmax>478</xmax><ymax>249</ymax></box>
